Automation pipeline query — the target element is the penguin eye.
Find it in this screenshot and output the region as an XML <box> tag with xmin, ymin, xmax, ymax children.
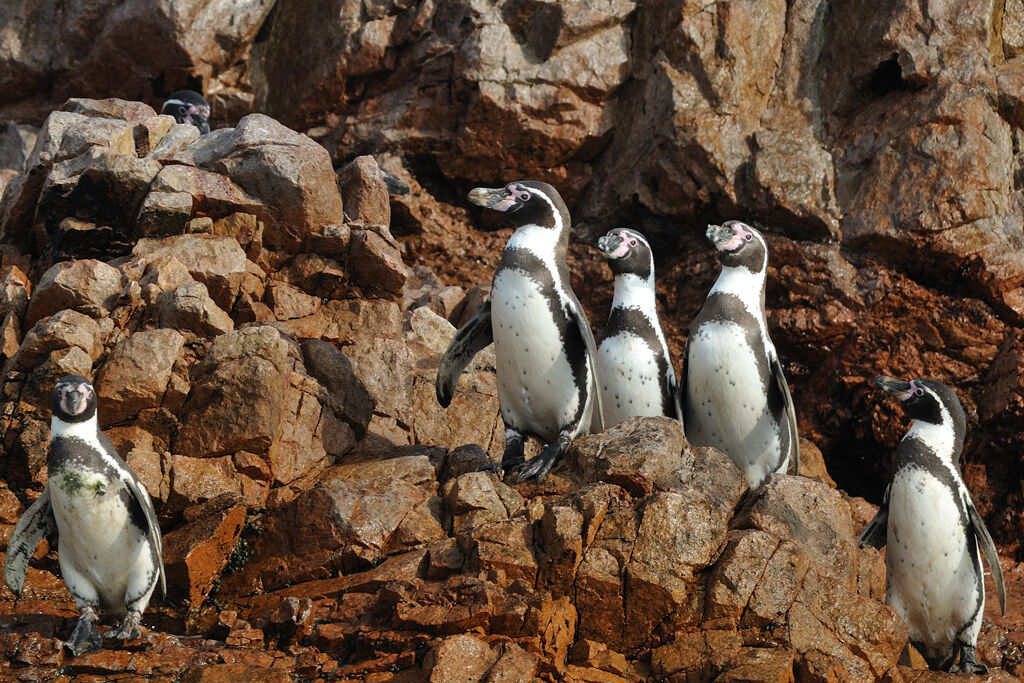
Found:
<box><xmin>628</xmin><ymin>239</ymin><xmax>637</xmax><ymax>246</ymax></box>
<box><xmin>742</xmin><ymin>233</ymin><xmax>753</xmax><ymax>242</ymax></box>
<box><xmin>914</xmin><ymin>388</ymin><xmax>924</xmax><ymax>397</ymax></box>
<box><xmin>178</xmin><ymin>106</ymin><xmax>188</xmax><ymax>115</ymax></box>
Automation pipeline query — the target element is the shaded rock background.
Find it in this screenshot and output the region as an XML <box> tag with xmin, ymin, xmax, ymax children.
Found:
<box><xmin>0</xmin><ymin>0</ymin><xmax>1023</xmax><ymax>680</ymax></box>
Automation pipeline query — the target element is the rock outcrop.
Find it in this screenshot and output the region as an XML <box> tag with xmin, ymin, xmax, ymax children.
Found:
<box><xmin>1</xmin><ymin>0</ymin><xmax>1024</xmax><ymax>679</ymax></box>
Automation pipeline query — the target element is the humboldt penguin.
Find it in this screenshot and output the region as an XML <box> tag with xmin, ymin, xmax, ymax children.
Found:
<box><xmin>681</xmin><ymin>220</ymin><xmax>799</xmax><ymax>488</ymax></box>
<box><xmin>436</xmin><ymin>181</ymin><xmax>603</xmax><ymax>482</ymax></box>
<box><xmin>4</xmin><ymin>376</ymin><xmax>165</xmax><ymax>655</ymax></box>
<box><xmin>595</xmin><ymin>227</ymin><xmax>681</xmax><ymax>426</ymax></box>
<box><xmin>860</xmin><ymin>376</ymin><xmax>1006</xmax><ymax>674</ymax></box>
<box><xmin>161</xmin><ymin>90</ymin><xmax>211</xmax><ymax>134</ymax></box>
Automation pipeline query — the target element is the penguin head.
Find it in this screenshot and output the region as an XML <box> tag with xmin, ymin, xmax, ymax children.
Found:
<box><xmin>468</xmin><ymin>181</ymin><xmax>568</xmax><ymax>231</ymax></box>
<box><xmin>51</xmin><ymin>375</ymin><xmax>98</xmax><ymax>424</ymax></box>
<box><xmin>706</xmin><ymin>220</ymin><xmax>767</xmax><ymax>272</ymax></box>
<box><xmin>874</xmin><ymin>376</ymin><xmax>966</xmax><ymax>458</ymax></box>
<box><xmin>597</xmin><ymin>228</ymin><xmax>653</xmax><ymax>280</ymax></box>
<box><xmin>161</xmin><ymin>90</ymin><xmax>211</xmax><ymax>134</ymax></box>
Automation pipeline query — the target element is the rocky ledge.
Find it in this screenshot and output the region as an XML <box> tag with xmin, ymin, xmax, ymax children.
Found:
<box><xmin>0</xmin><ymin>100</ymin><xmax>1020</xmax><ymax>681</ymax></box>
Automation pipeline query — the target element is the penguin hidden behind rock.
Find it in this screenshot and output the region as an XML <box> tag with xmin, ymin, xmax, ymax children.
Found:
<box><xmin>161</xmin><ymin>90</ymin><xmax>211</xmax><ymax>134</ymax></box>
<box><xmin>681</xmin><ymin>220</ymin><xmax>799</xmax><ymax>488</ymax></box>
<box><xmin>595</xmin><ymin>227</ymin><xmax>681</xmax><ymax>427</ymax></box>
<box><xmin>860</xmin><ymin>376</ymin><xmax>1006</xmax><ymax>674</ymax></box>
<box><xmin>435</xmin><ymin>181</ymin><xmax>604</xmax><ymax>482</ymax></box>
<box><xmin>4</xmin><ymin>376</ymin><xmax>165</xmax><ymax>655</ymax></box>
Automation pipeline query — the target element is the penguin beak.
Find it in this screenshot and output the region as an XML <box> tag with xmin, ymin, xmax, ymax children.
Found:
<box><xmin>468</xmin><ymin>186</ymin><xmax>516</xmax><ymax>212</ymax></box>
<box><xmin>706</xmin><ymin>223</ymin><xmax>736</xmax><ymax>246</ymax></box>
<box><xmin>62</xmin><ymin>386</ymin><xmax>91</xmax><ymax>415</ymax></box>
<box><xmin>597</xmin><ymin>232</ymin><xmax>629</xmax><ymax>259</ymax></box>
<box><xmin>874</xmin><ymin>376</ymin><xmax>913</xmax><ymax>400</ymax></box>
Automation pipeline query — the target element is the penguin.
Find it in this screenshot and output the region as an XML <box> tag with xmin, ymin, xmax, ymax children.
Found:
<box><xmin>595</xmin><ymin>227</ymin><xmax>681</xmax><ymax>426</ymax></box>
<box><xmin>436</xmin><ymin>181</ymin><xmax>604</xmax><ymax>482</ymax></box>
<box><xmin>681</xmin><ymin>220</ymin><xmax>799</xmax><ymax>488</ymax></box>
<box><xmin>860</xmin><ymin>376</ymin><xmax>1006</xmax><ymax>674</ymax></box>
<box><xmin>161</xmin><ymin>90</ymin><xmax>211</xmax><ymax>134</ymax></box>
<box><xmin>4</xmin><ymin>375</ymin><xmax>165</xmax><ymax>655</ymax></box>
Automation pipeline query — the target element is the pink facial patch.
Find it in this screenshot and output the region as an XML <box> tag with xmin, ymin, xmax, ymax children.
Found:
<box><xmin>609</xmin><ymin>235</ymin><xmax>631</xmax><ymax>258</ymax></box>
<box><xmin>899</xmin><ymin>380</ymin><xmax>919</xmax><ymax>402</ymax></box>
<box><xmin>491</xmin><ymin>184</ymin><xmax>531</xmax><ymax>212</ymax></box>
<box><xmin>717</xmin><ymin>223</ymin><xmax>754</xmax><ymax>251</ymax></box>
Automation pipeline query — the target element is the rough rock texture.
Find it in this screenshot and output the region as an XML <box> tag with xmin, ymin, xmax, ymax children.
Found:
<box><xmin>2</xmin><ymin>2</ymin><xmax>1024</xmax><ymax>678</ymax></box>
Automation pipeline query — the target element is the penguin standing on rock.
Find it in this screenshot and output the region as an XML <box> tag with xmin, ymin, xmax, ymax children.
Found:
<box><xmin>436</xmin><ymin>181</ymin><xmax>604</xmax><ymax>482</ymax></box>
<box><xmin>682</xmin><ymin>220</ymin><xmax>799</xmax><ymax>488</ymax></box>
<box><xmin>595</xmin><ymin>228</ymin><xmax>681</xmax><ymax>426</ymax></box>
<box><xmin>161</xmin><ymin>90</ymin><xmax>211</xmax><ymax>134</ymax></box>
<box><xmin>4</xmin><ymin>376</ymin><xmax>165</xmax><ymax>655</ymax></box>
<box><xmin>860</xmin><ymin>376</ymin><xmax>1006</xmax><ymax>674</ymax></box>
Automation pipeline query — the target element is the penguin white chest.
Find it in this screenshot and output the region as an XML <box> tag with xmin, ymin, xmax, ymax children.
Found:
<box><xmin>49</xmin><ymin>468</ymin><xmax>148</xmax><ymax>610</ymax></box>
<box><xmin>597</xmin><ymin>331</ymin><xmax>663</xmax><ymax>427</ymax></box>
<box><xmin>886</xmin><ymin>467</ymin><xmax>981</xmax><ymax>656</ymax></box>
<box><xmin>491</xmin><ymin>268</ymin><xmax>580</xmax><ymax>440</ymax></box>
<box><xmin>685</xmin><ymin>320</ymin><xmax>782</xmax><ymax>485</ymax></box>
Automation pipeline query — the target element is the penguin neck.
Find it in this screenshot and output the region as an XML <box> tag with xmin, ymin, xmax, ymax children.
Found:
<box><xmin>611</xmin><ymin>273</ymin><xmax>657</xmax><ymax>314</ymax></box>
<box><xmin>51</xmin><ymin>414</ymin><xmax>100</xmax><ymax>443</ymax></box>
<box><xmin>506</xmin><ymin>223</ymin><xmax>569</xmax><ymax>281</ymax></box>
<box><xmin>905</xmin><ymin>418</ymin><xmax>959</xmax><ymax>463</ymax></box>
<box><xmin>710</xmin><ymin>264</ymin><xmax>767</xmax><ymax>319</ymax></box>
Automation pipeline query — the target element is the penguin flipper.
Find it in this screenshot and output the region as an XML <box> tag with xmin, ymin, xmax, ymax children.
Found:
<box><xmin>99</xmin><ymin>433</ymin><xmax>166</xmax><ymax>599</ymax></box>
<box><xmin>770</xmin><ymin>353</ymin><xmax>799</xmax><ymax>475</ymax></box>
<box><xmin>564</xmin><ymin>298</ymin><xmax>604</xmax><ymax>433</ymax></box>
<box><xmin>4</xmin><ymin>487</ymin><xmax>56</xmax><ymax>597</ymax></box>
<box><xmin>436</xmin><ymin>300</ymin><xmax>494</xmax><ymax>407</ymax></box>
<box><xmin>968</xmin><ymin>502</ymin><xmax>1006</xmax><ymax>615</ymax></box>
<box><xmin>859</xmin><ymin>484</ymin><xmax>889</xmax><ymax>549</ymax></box>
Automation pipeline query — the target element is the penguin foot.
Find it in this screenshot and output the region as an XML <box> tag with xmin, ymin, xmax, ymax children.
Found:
<box><xmin>949</xmin><ymin>646</ymin><xmax>987</xmax><ymax>674</ymax></box>
<box><xmin>65</xmin><ymin>606</ymin><xmax>103</xmax><ymax>656</ymax></box>
<box><xmin>105</xmin><ymin>610</ymin><xmax>142</xmax><ymax>641</ymax></box>
<box><xmin>513</xmin><ymin>441</ymin><xmax>564</xmax><ymax>483</ymax></box>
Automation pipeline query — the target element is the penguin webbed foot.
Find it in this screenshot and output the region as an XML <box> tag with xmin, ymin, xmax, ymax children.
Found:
<box><xmin>949</xmin><ymin>646</ymin><xmax>987</xmax><ymax>674</ymax></box>
<box><xmin>512</xmin><ymin>438</ymin><xmax>566</xmax><ymax>483</ymax></box>
<box><xmin>105</xmin><ymin>610</ymin><xmax>142</xmax><ymax>642</ymax></box>
<box><xmin>65</xmin><ymin>606</ymin><xmax>103</xmax><ymax>655</ymax></box>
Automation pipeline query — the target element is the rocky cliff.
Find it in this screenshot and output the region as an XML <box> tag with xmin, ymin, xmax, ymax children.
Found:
<box><xmin>0</xmin><ymin>0</ymin><xmax>1022</xmax><ymax>681</ymax></box>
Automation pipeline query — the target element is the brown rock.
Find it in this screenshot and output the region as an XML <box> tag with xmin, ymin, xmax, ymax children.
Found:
<box><xmin>0</xmin><ymin>265</ymin><xmax>31</xmax><ymax>318</ymax></box>
<box><xmin>162</xmin><ymin>503</ymin><xmax>246</xmax><ymax>608</ymax></box>
<box><xmin>265</xmin><ymin>282</ymin><xmax>320</xmax><ymax>320</ymax></box>
<box><xmin>165</xmin><ymin>454</ymin><xmax>270</xmax><ymax>513</ymax></box>
<box><xmin>338</xmin><ymin>155</ymin><xmax>390</xmax><ymax>226</ymax></box>
<box><xmin>149</xmin><ymin>164</ymin><xmax>264</xmax><ymax>223</ymax></box>
<box><xmin>444</xmin><ymin>472</ymin><xmax>521</xmax><ymax>534</ymax></box>
<box><xmin>236</xmin><ymin>477</ymin><xmax>433</xmax><ymax>591</ymax></box>
<box><xmin>5</xmin><ymin>309</ymin><xmax>102</xmax><ymax>373</ymax></box>
<box><xmin>651</xmin><ymin>629</ymin><xmax>743</xmax><ymax>681</ymax></box>
<box><xmin>133</xmin><ymin>234</ymin><xmax>247</xmax><ymax>309</ymax></box>
<box><xmin>174</xmin><ymin>326</ymin><xmax>290</xmax><ymax>458</ymax></box>
<box><xmin>486</xmin><ymin>641</ymin><xmax>538</xmax><ymax>682</ymax></box>
<box><xmin>198</xmin><ymin>114</ymin><xmax>346</xmax><ymax>251</ymax></box>
<box><xmin>157</xmin><ymin>282</ymin><xmax>234</xmax><ymax>338</ymax></box>
<box><xmin>181</xmin><ymin>664</ymin><xmax>291</xmax><ymax>683</ymax></box>
<box><xmin>734</xmin><ymin>476</ymin><xmax>859</xmax><ymax>590</ymax></box>
<box><xmin>423</xmin><ymin>634</ymin><xmax>499</xmax><ymax>683</ymax></box>
<box><xmin>718</xmin><ymin>647</ymin><xmax>795</xmax><ymax>683</ymax></box>
<box><xmin>349</xmin><ymin>226</ymin><xmax>409</xmax><ymax>301</ymax></box>
<box><xmin>135</xmin><ymin>190</ymin><xmax>193</xmax><ymax>237</ymax></box>
<box><xmin>94</xmin><ymin>328</ymin><xmax>186</xmax><ymax>426</ymax></box>
<box><xmin>24</xmin><ymin>259</ymin><xmax>123</xmax><ymax>328</ymax></box>
<box><xmin>464</xmin><ymin>517</ymin><xmax>538</xmax><ymax>586</ymax></box>
<box><xmin>565</xmin><ymin>416</ymin><xmax>687</xmax><ymax>495</ymax></box>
